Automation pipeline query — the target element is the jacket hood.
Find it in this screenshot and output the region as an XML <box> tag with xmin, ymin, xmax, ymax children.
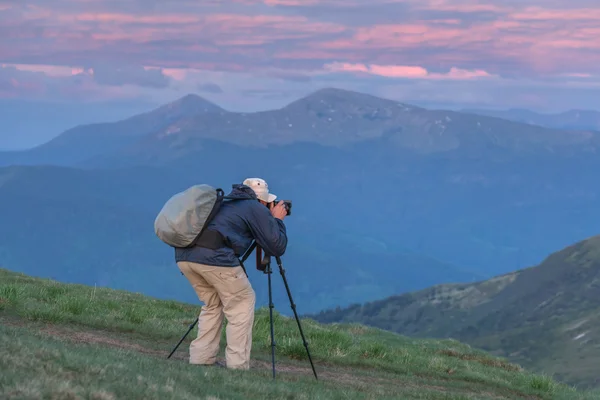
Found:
<box><xmin>226</xmin><ymin>184</ymin><xmax>258</xmax><ymax>200</ymax></box>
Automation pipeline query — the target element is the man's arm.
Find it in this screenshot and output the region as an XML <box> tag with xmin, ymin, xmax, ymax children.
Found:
<box><xmin>246</xmin><ymin>202</ymin><xmax>288</xmax><ymax>257</ymax></box>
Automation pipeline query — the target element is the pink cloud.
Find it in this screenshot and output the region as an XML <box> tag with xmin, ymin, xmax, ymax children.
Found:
<box><xmin>75</xmin><ymin>14</ymin><xmax>201</xmax><ymax>25</ymax></box>
<box><xmin>2</xmin><ymin>0</ymin><xmax>600</xmax><ymax>108</ymax></box>
<box><xmin>5</xmin><ymin>2</ymin><xmax>599</xmax><ymax>77</ymax></box>
<box><xmin>369</xmin><ymin>65</ymin><xmax>428</xmax><ymax>78</ymax></box>
<box><xmin>161</xmin><ymin>68</ymin><xmax>188</xmax><ymax>81</ymax></box>
<box><xmin>19</xmin><ymin>4</ymin><xmax>54</xmax><ymax>20</ymax></box>
<box><xmin>421</xmin><ymin>1</ymin><xmax>507</xmax><ymax>13</ymax></box>
<box><xmin>263</xmin><ymin>0</ymin><xmax>320</xmax><ymax>5</ymax></box>
<box><xmin>511</xmin><ymin>7</ymin><xmax>600</xmax><ymax>21</ymax></box>
<box><xmin>70</xmin><ymin>13</ymin><xmax>201</xmax><ymax>24</ymax></box>
<box><xmin>562</xmin><ymin>73</ymin><xmax>593</xmax><ymax>78</ymax></box>
<box><xmin>322</xmin><ymin>24</ymin><xmax>484</xmax><ymax>51</ymax></box>
<box><xmin>204</xmin><ymin>13</ymin><xmax>346</xmax><ymax>36</ymax></box>
<box><xmin>50</xmin><ymin>12</ymin><xmax>346</xmax><ymax>48</ymax></box>
<box><xmin>432</xmin><ymin>67</ymin><xmax>492</xmax><ymax>79</ymax></box>
<box><xmin>325</xmin><ymin>63</ymin><xmax>369</xmax><ymax>73</ymax></box>
<box><xmin>232</xmin><ymin>0</ymin><xmax>338</xmax><ymax>5</ymax></box>
<box><xmin>275</xmin><ymin>49</ymin><xmax>344</xmax><ymax>60</ymax></box>
<box><xmin>5</xmin><ymin>64</ymin><xmax>81</xmax><ymax>77</ymax></box>
<box><xmin>323</xmin><ymin>62</ymin><xmax>494</xmax><ymax>80</ymax></box>
<box><xmin>0</xmin><ymin>66</ymin><xmax>48</xmax><ymax>99</ymax></box>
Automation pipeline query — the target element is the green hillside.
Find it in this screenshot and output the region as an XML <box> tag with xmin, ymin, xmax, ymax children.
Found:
<box><xmin>311</xmin><ymin>235</ymin><xmax>600</xmax><ymax>390</ymax></box>
<box><xmin>1</xmin><ymin>269</ymin><xmax>597</xmax><ymax>399</ymax></box>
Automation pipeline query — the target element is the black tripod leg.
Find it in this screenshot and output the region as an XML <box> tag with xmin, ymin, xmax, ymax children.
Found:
<box><xmin>275</xmin><ymin>256</ymin><xmax>318</xmax><ymax>380</ymax></box>
<box><xmin>266</xmin><ymin>262</ymin><xmax>277</xmax><ymax>379</ymax></box>
<box><xmin>167</xmin><ymin>317</ymin><xmax>198</xmax><ymax>359</ymax></box>
<box><xmin>239</xmin><ymin>241</ymin><xmax>257</xmax><ymax>277</ymax></box>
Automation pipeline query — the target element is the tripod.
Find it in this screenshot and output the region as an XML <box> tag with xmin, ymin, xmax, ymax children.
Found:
<box><xmin>167</xmin><ymin>241</ymin><xmax>318</xmax><ymax>380</ymax></box>
<box><xmin>260</xmin><ymin>252</ymin><xmax>318</xmax><ymax>380</ymax></box>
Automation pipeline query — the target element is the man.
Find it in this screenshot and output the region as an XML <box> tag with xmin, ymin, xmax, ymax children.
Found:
<box><xmin>175</xmin><ymin>177</ymin><xmax>288</xmax><ymax>370</ymax></box>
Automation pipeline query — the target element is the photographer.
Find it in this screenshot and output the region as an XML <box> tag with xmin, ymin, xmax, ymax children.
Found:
<box><xmin>175</xmin><ymin>177</ymin><xmax>288</xmax><ymax>370</ymax></box>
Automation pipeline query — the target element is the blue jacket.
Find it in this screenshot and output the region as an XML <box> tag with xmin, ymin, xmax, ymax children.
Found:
<box><xmin>175</xmin><ymin>184</ymin><xmax>288</xmax><ymax>267</ymax></box>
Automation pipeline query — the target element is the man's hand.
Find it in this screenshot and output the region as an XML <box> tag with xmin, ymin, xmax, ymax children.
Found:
<box><xmin>270</xmin><ymin>200</ymin><xmax>287</xmax><ymax>220</ymax></box>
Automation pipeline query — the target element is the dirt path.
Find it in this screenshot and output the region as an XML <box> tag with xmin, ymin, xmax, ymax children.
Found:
<box><xmin>1</xmin><ymin>316</ymin><xmax>542</xmax><ymax>400</ymax></box>
<box><xmin>2</xmin><ymin>316</ymin><xmax>379</xmax><ymax>384</ymax></box>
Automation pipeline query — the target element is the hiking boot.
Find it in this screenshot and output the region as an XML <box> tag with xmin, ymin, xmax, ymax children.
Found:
<box><xmin>193</xmin><ymin>360</ymin><xmax>226</xmax><ymax>368</ymax></box>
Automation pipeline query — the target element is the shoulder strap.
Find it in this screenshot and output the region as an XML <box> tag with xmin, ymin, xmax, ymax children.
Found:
<box><xmin>188</xmin><ymin>188</ymin><xmax>225</xmax><ymax>248</ymax></box>
<box><xmin>188</xmin><ymin>189</ymin><xmax>257</xmax><ymax>249</ymax></box>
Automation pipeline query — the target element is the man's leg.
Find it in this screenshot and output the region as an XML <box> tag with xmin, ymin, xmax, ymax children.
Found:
<box><xmin>177</xmin><ymin>261</ymin><xmax>224</xmax><ymax>365</ymax></box>
<box><xmin>209</xmin><ymin>266</ymin><xmax>256</xmax><ymax>370</ymax></box>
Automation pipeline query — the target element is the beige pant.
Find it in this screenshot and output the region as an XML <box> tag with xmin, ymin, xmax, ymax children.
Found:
<box><xmin>177</xmin><ymin>261</ymin><xmax>256</xmax><ymax>370</ymax></box>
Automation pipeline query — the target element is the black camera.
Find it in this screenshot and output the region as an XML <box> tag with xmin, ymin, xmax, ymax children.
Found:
<box><xmin>279</xmin><ymin>200</ymin><xmax>292</xmax><ymax>216</ymax></box>
<box><xmin>267</xmin><ymin>199</ymin><xmax>292</xmax><ymax>216</ymax></box>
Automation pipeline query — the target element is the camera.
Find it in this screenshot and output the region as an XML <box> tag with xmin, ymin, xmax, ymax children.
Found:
<box><xmin>278</xmin><ymin>200</ymin><xmax>292</xmax><ymax>216</ymax></box>
<box><xmin>267</xmin><ymin>199</ymin><xmax>292</xmax><ymax>216</ymax></box>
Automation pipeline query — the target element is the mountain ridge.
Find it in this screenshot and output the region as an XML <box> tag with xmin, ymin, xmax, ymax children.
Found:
<box><xmin>462</xmin><ymin>107</ymin><xmax>600</xmax><ymax>131</ymax></box>
<box><xmin>131</xmin><ymin>88</ymin><xmax>600</xmax><ymax>152</ymax></box>
<box><xmin>2</xmin><ymin>87</ymin><xmax>600</xmax><ymax>169</ymax></box>
<box><xmin>309</xmin><ymin>234</ymin><xmax>600</xmax><ymax>389</ymax></box>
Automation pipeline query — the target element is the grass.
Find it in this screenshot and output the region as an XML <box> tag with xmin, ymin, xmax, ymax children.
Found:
<box><xmin>1</xmin><ymin>268</ymin><xmax>598</xmax><ymax>400</ymax></box>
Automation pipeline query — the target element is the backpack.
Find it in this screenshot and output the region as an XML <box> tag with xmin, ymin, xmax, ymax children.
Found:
<box><xmin>154</xmin><ymin>184</ymin><xmax>226</xmax><ymax>248</ymax></box>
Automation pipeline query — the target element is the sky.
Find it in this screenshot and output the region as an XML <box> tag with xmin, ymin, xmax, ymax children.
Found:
<box><xmin>1</xmin><ymin>0</ymin><xmax>600</xmax><ymax>148</ymax></box>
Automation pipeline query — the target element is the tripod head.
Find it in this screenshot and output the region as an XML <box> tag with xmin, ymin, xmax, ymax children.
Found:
<box><xmin>255</xmin><ymin>245</ymin><xmax>273</xmax><ymax>273</ymax></box>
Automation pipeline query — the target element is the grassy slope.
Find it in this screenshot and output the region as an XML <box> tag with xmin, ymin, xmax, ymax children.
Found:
<box><xmin>1</xmin><ymin>268</ymin><xmax>597</xmax><ymax>400</ymax></box>
<box><xmin>310</xmin><ymin>235</ymin><xmax>600</xmax><ymax>390</ymax></box>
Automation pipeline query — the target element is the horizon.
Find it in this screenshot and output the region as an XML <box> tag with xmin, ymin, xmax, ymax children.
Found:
<box><xmin>2</xmin><ymin>0</ymin><xmax>600</xmax><ymax>148</ymax></box>
<box><xmin>2</xmin><ymin>86</ymin><xmax>600</xmax><ymax>151</ymax></box>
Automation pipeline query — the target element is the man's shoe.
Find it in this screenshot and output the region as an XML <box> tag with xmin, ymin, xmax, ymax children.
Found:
<box><xmin>192</xmin><ymin>360</ymin><xmax>226</xmax><ymax>368</ymax></box>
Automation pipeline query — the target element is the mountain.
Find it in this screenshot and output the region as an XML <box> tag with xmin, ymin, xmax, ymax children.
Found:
<box><xmin>85</xmin><ymin>88</ymin><xmax>600</xmax><ymax>167</ymax></box>
<box><xmin>0</xmin><ymin>94</ymin><xmax>224</xmax><ymax>167</ymax></box>
<box><xmin>309</xmin><ymin>235</ymin><xmax>600</xmax><ymax>389</ymax></box>
<box><xmin>2</xmin><ymin>88</ymin><xmax>600</xmax><ymax>313</ymax></box>
<box><xmin>3</xmin><ymin>88</ymin><xmax>600</xmax><ymax>169</ymax></box>
<box><xmin>0</xmin><ymin>164</ymin><xmax>480</xmax><ymax>314</ymax></box>
<box><xmin>462</xmin><ymin>108</ymin><xmax>600</xmax><ymax>131</ymax></box>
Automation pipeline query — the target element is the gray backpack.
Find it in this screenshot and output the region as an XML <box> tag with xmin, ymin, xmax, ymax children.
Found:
<box><xmin>154</xmin><ymin>184</ymin><xmax>226</xmax><ymax>248</ymax></box>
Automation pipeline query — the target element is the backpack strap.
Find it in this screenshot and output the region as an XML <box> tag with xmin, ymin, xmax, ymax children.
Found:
<box><xmin>187</xmin><ymin>188</ymin><xmax>225</xmax><ymax>248</ymax></box>
<box><xmin>188</xmin><ymin>189</ymin><xmax>256</xmax><ymax>250</ymax></box>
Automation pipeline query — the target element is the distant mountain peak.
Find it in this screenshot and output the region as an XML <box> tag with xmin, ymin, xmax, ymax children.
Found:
<box><xmin>284</xmin><ymin>87</ymin><xmax>416</xmax><ymax>111</ymax></box>
<box><xmin>299</xmin><ymin>87</ymin><xmax>394</xmax><ymax>102</ymax></box>
<box><xmin>160</xmin><ymin>93</ymin><xmax>224</xmax><ymax>114</ymax></box>
<box><xmin>309</xmin><ymin>87</ymin><xmax>367</xmax><ymax>97</ymax></box>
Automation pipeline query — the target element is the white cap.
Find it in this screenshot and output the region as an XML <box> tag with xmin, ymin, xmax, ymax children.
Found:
<box><xmin>243</xmin><ymin>177</ymin><xmax>277</xmax><ymax>203</ymax></box>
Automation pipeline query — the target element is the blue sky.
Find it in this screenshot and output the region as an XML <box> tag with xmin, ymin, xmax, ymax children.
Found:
<box><xmin>1</xmin><ymin>0</ymin><xmax>600</xmax><ymax>148</ymax></box>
